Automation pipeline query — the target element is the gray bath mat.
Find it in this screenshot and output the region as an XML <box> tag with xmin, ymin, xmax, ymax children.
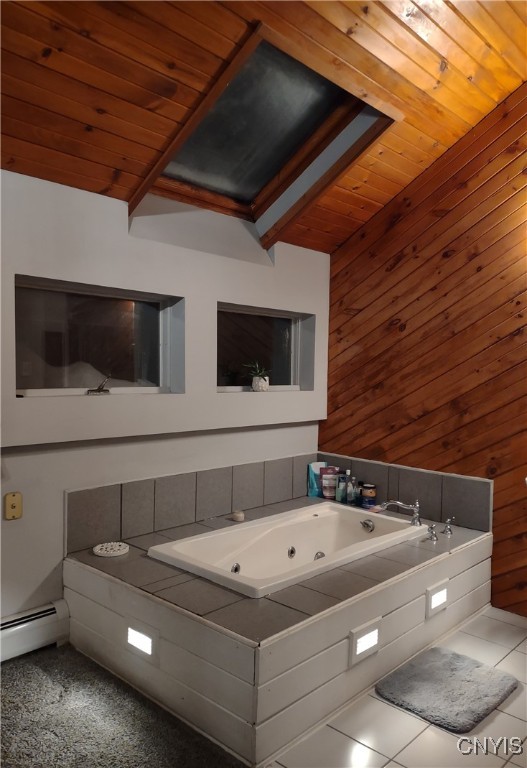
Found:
<box><xmin>375</xmin><ymin>646</ymin><xmax>518</xmax><ymax>733</ymax></box>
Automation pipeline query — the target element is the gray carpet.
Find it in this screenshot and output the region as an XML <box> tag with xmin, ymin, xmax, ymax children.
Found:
<box><xmin>375</xmin><ymin>645</ymin><xmax>518</xmax><ymax>733</ymax></box>
<box><xmin>1</xmin><ymin>643</ymin><xmax>245</xmax><ymax>768</ymax></box>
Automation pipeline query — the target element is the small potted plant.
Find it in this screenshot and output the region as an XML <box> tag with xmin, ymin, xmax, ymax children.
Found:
<box><xmin>243</xmin><ymin>361</ymin><xmax>271</xmax><ymax>392</ymax></box>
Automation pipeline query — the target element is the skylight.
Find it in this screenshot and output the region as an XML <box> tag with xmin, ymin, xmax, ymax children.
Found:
<box><xmin>162</xmin><ymin>41</ymin><xmax>348</xmax><ymax>204</ymax></box>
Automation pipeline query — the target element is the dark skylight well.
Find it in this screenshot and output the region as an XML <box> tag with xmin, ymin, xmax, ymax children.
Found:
<box><xmin>162</xmin><ymin>41</ymin><xmax>348</xmax><ymax>204</ymax></box>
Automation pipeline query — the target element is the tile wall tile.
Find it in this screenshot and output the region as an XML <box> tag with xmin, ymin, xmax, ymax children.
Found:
<box><xmin>67</xmin><ymin>484</ymin><xmax>121</xmax><ymax>553</ymax></box>
<box><xmin>292</xmin><ymin>453</ymin><xmax>318</xmax><ymax>498</ymax></box>
<box><xmin>398</xmin><ymin>466</ymin><xmax>442</xmax><ymax>522</ymax></box>
<box><xmin>351</xmin><ymin>459</ymin><xmax>390</xmax><ymax>504</ymax></box>
<box><xmin>264</xmin><ymin>458</ymin><xmax>293</xmax><ymax>504</ymax></box>
<box><xmin>441</xmin><ymin>474</ymin><xmax>492</xmax><ymax>531</ymax></box>
<box><xmin>196</xmin><ymin>466</ymin><xmax>232</xmax><ymax>520</ymax></box>
<box><xmin>121</xmin><ymin>479</ymin><xmax>155</xmax><ymax>539</ymax></box>
<box><xmin>388</xmin><ymin>465</ymin><xmax>399</xmax><ymax>500</ymax></box>
<box><xmin>154</xmin><ymin>473</ymin><xmax>196</xmax><ymax>531</ymax></box>
<box><xmin>232</xmin><ymin>462</ymin><xmax>264</xmax><ymax>511</ymax></box>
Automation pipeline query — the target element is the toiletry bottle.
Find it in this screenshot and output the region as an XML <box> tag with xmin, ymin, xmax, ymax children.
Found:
<box><xmin>347</xmin><ymin>475</ymin><xmax>358</xmax><ymax>506</ymax></box>
<box><xmin>355</xmin><ymin>480</ymin><xmax>363</xmax><ymax>507</ymax></box>
<box><xmin>360</xmin><ymin>483</ymin><xmax>377</xmax><ymax>508</ymax></box>
<box><xmin>345</xmin><ymin>469</ymin><xmax>351</xmax><ymax>504</ymax></box>
<box><xmin>353</xmin><ymin>477</ymin><xmax>362</xmax><ymax>506</ymax></box>
<box><xmin>320</xmin><ymin>466</ymin><xmax>339</xmax><ymax>499</ymax></box>
<box><xmin>336</xmin><ymin>472</ymin><xmax>347</xmax><ymax>503</ymax></box>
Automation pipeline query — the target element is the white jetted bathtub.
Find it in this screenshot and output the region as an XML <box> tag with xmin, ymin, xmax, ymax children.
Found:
<box><xmin>148</xmin><ymin>502</ymin><xmax>424</xmax><ymax>597</ymax></box>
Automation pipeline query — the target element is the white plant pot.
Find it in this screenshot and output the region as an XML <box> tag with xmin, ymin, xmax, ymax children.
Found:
<box><xmin>251</xmin><ymin>376</ymin><xmax>269</xmax><ymax>392</ymax></box>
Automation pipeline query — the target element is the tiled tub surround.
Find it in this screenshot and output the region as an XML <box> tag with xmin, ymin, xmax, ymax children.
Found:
<box><xmin>65</xmin><ymin>454</ymin><xmax>318</xmax><ymax>554</ymax></box>
<box><xmin>318</xmin><ymin>453</ymin><xmax>493</xmax><ymax>532</ymax></box>
<box><xmin>64</xmin><ymin>505</ymin><xmax>491</xmax><ymax>767</ymax></box>
<box><xmin>65</xmin><ymin>452</ymin><xmax>492</xmax><ymax>556</ymax></box>
<box><xmin>64</xmin><ymin>455</ymin><xmax>493</xmax><ymax>766</ymax></box>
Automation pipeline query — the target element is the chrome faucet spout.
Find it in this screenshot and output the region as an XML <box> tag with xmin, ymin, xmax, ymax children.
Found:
<box><xmin>380</xmin><ymin>499</ymin><xmax>421</xmax><ymax>526</ymax></box>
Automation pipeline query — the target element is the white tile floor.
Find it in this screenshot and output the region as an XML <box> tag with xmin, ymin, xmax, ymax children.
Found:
<box><xmin>267</xmin><ymin>606</ymin><xmax>527</xmax><ymax>768</ymax></box>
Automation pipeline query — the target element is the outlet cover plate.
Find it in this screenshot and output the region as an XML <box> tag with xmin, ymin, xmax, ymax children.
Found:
<box><xmin>4</xmin><ymin>492</ymin><xmax>22</xmax><ymax>520</ymax></box>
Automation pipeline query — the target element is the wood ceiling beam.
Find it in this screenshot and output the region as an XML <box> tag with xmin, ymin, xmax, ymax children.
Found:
<box><xmin>150</xmin><ymin>177</ymin><xmax>253</xmax><ymax>220</ymax></box>
<box><xmin>127</xmin><ymin>24</ymin><xmax>264</xmax><ymax>215</ymax></box>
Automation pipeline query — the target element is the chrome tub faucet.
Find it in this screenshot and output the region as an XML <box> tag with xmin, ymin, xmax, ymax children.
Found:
<box><xmin>380</xmin><ymin>499</ymin><xmax>421</xmax><ymax>526</ymax></box>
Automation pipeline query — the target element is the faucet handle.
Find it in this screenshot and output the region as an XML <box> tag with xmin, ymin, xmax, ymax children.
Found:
<box><xmin>426</xmin><ymin>524</ymin><xmax>438</xmax><ymax>541</ymax></box>
<box><xmin>441</xmin><ymin>517</ymin><xmax>455</xmax><ymax>535</ymax></box>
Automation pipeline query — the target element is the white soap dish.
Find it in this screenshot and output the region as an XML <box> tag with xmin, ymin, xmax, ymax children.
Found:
<box><xmin>92</xmin><ymin>541</ymin><xmax>129</xmax><ymax>557</ymax></box>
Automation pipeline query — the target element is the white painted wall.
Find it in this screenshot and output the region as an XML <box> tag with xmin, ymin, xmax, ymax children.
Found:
<box><xmin>130</xmin><ymin>193</ymin><xmax>269</xmax><ymax>264</ymax></box>
<box><xmin>1</xmin><ymin>171</ymin><xmax>329</xmax><ymax>447</ymax></box>
<box><xmin>0</xmin><ymin>171</ymin><xmax>328</xmax><ymax>616</ymax></box>
<box><xmin>1</xmin><ymin>423</ymin><xmax>318</xmax><ymax>617</ymax></box>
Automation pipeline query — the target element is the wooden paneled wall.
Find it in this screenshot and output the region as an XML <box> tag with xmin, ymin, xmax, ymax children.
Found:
<box><xmin>320</xmin><ymin>83</ymin><xmax>527</xmax><ymax>616</ymax></box>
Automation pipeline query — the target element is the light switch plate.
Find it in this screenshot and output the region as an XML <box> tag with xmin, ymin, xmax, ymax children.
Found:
<box><xmin>4</xmin><ymin>492</ymin><xmax>22</xmax><ymax>520</ymax></box>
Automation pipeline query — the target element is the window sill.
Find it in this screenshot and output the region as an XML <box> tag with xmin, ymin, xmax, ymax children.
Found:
<box><xmin>16</xmin><ymin>387</ymin><xmax>167</xmax><ymax>397</ymax></box>
<box><xmin>216</xmin><ymin>385</ymin><xmax>301</xmax><ymax>393</ymax></box>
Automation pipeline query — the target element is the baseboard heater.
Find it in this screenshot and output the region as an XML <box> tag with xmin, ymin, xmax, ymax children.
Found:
<box><xmin>1</xmin><ymin>599</ymin><xmax>69</xmax><ymax>662</ymax></box>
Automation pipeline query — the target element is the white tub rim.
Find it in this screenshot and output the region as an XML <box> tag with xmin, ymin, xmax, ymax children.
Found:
<box><xmin>148</xmin><ymin>502</ymin><xmax>424</xmax><ymax>597</ymax></box>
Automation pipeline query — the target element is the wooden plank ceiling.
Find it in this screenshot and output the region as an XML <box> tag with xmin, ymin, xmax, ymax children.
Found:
<box><xmin>1</xmin><ymin>1</ymin><xmax>526</xmax><ymax>253</ymax></box>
